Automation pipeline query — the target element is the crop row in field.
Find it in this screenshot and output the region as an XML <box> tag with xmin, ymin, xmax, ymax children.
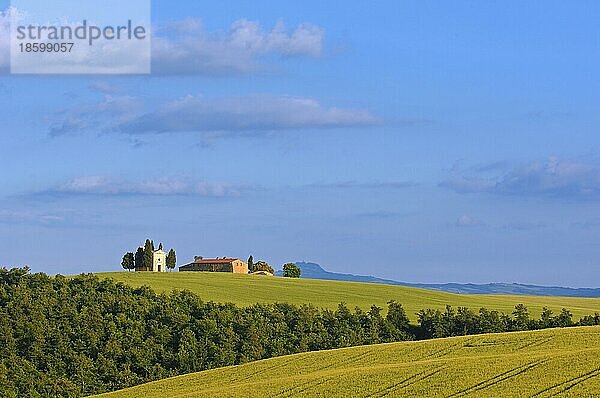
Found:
<box><xmin>95</xmin><ymin>326</ymin><xmax>600</xmax><ymax>397</ymax></box>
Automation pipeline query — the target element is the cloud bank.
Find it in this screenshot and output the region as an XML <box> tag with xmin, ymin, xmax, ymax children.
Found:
<box><xmin>441</xmin><ymin>158</ymin><xmax>600</xmax><ymax>201</ymax></box>
<box><xmin>119</xmin><ymin>95</ymin><xmax>377</xmax><ymax>134</ymax></box>
<box><xmin>51</xmin><ymin>94</ymin><xmax>378</xmax><ymax>137</ymax></box>
<box><xmin>308</xmin><ymin>181</ymin><xmax>419</xmax><ymax>189</ymax></box>
<box><xmin>37</xmin><ymin>176</ymin><xmax>252</xmax><ymax>197</ymax></box>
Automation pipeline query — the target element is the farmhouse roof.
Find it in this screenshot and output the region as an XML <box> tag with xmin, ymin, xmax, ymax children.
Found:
<box><xmin>190</xmin><ymin>257</ymin><xmax>239</xmax><ymax>264</ymax></box>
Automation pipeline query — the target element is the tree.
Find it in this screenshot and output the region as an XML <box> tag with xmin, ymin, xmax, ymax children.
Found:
<box><xmin>121</xmin><ymin>252</ymin><xmax>135</xmax><ymax>272</ymax></box>
<box><xmin>166</xmin><ymin>249</ymin><xmax>177</xmax><ymax>272</ymax></box>
<box><xmin>555</xmin><ymin>308</ymin><xmax>573</xmax><ymax>328</ymax></box>
<box><xmin>367</xmin><ymin>305</ymin><xmax>386</xmax><ymax>343</ymax></box>
<box><xmin>385</xmin><ymin>300</ymin><xmax>410</xmax><ymax>338</ymax></box>
<box><xmin>177</xmin><ymin>328</ymin><xmax>199</xmax><ymax>373</ymax></box>
<box><xmin>539</xmin><ymin>307</ymin><xmax>554</xmax><ymax>328</ymax></box>
<box><xmin>158</xmin><ymin>242</ymin><xmax>163</xmax><ymax>250</ymax></box>
<box><xmin>512</xmin><ymin>304</ymin><xmax>530</xmax><ymax>331</ymax></box>
<box><xmin>134</xmin><ymin>247</ymin><xmax>145</xmax><ymax>271</ymax></box>
<box><xmin>282</xmin><ymin>263</ymin><xmax>301</xmax><ymax>278</ymax></box>
<box><xmin>252</xmin><ymin>261</ymin><xmax>274</xmax><ymax>274</ymax></box>
<box><xmin>247</xmin><ymin>255</ymin><xmax>254</xmax><ymax>272</ymax></box>
<box><xmin>143</xmin><ymin>239</ymin><xmax>154</xmax><ymax>271</ymax></box>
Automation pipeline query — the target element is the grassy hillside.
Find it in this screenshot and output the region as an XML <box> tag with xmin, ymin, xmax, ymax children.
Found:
<box><xmin>95</xmin><ymin>326</ymin><xmax>600</xmax><ymax>397</ymax></box>
<box><xmin>99</xmin><ymin>272</ymin><xmax>600</xmax><ymax>321</ymax></box>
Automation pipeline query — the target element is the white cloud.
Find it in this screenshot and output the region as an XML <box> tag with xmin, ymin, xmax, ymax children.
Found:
<box><xmin>50</xmin><ymin>94</ymin><xmax>378</xmax><ymax>137</ymax></box>
<box><xmin>44</xmin><ymin>176</ymin><xmax>251</xmax><ymax>197</ymax></box>
<box><xmin>152</xmin><ymin>19</ymin><xmax>324</xmax><ymax>75</ymax></box>
<box><xmin>159</xmin><ymin>18</ymin><xmax>203</xmax><ymax>34</ymax></box>
<box><xmin>0</xmin><ymin>210</ymin><xmax>65</xmax><ymax>225</ymax></box>
<box><xmin>495</xmin><ymin>158</ymin><xmax>600</xmax><ymax>198</ymax></box>
<box><xmin>439</xmin><ymin>177</ymin><xmax>493</xmax><ymax>194</ymax></box>
<box><xmin>308</xmin><ymin>181</ymin><xmax>419</xmax><ymax>189</ymax></box>
<box><xmin>227</xmin><ymin>19</ymin><xmax>323</xmax><ymax>57</ymax></box>
<box><xmin>502</xmin><ymin>221</ymin><xmax>546</xmax><ymax>231</ymax></box>
<box><xmin>441</xmin><ymin>158</ymin><xmax>600</xmax><ymax>201</ymax></box>
<box><xmin>118</xmin><ymin>95</ymin><xmax>378</xmax><ymax>134</ymax></box>
<box><xmin>3</xmin><ymin>7</ymin><xmax>150</xmax><ymax>74</ymax></box>
<box><xmin>50</xmin><ymin>95</ymin><xmax>141</xmax><ymax>136</ymax></box>
<box><xmin>454</xmin><ymin>214</ymin><xmax>547</xmax><ymax>231</ymax></box>
<box><xmin>0</xmin><ymin>14</ymin><xmax>324</xmax><ymax>75</ymax></box>
<box><xmin>88</xmin><ymin>81</ymin><xmax>122</xmax><ymax>94</ymax></box>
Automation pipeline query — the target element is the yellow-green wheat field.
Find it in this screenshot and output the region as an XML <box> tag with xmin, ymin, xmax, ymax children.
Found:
<box><xmin>97</xmin><ymin>272</ymin><xmax>600</xmax><ymax>321</ymax></box>
<box><xmin>95</xmin><ymin>326</ymin><xmax>600</xmax><ymax>397</ymax></box>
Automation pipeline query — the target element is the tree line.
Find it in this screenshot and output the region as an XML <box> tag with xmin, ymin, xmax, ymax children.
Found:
<box><xmin>247</xmin><ymin>256</ymin><xmax>301</xmax><ymax>277</ymax></box>
<box><xmin>121</xmin><ymin>239</ymin><xmax>176</xmax><ymax>272</ymax></box>
<box><xmin>0</xmin><ymin>267</ymin><xmax>598</xmax><ymax>397</ymax></box>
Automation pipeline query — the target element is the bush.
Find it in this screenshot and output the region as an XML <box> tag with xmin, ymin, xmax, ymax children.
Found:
<box><xmin>252</xmin><ymin>261</ymin><xmax>274</xmax><ymax>274</ymax></box>
<box><xmin>282</xmin><ymin>263</ymin><xmax>301</xmax><ymax>278</ymax></box>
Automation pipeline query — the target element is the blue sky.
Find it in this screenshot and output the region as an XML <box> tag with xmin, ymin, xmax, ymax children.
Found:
<box><xmin>1</xmin><ymin>1</ymin><xmax>600</xmax><ymax>286</ymax></box>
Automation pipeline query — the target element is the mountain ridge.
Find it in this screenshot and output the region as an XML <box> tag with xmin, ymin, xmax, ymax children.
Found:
<box><xmin>275</xmin><ymin>262</ymin><xmax>600</xmax><ymax>298</ymax></box>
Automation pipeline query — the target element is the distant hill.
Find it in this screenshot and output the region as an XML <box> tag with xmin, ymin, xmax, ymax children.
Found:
<box><xmin>276</xmin><ymin>262</ymin><xmax>600</xmax><ymax>298</ymax></box>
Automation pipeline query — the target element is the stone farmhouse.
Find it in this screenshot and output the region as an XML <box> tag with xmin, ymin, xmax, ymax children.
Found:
<box><xmin>179</xmin><ymin>257</ymin><xmax>248</xmax><ymax>274</ymax></box>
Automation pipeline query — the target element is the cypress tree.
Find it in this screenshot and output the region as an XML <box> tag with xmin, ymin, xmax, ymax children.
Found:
<box><xmin>134</xmin><ymin>247</ymin><xmax>145</xmax><ymax>271</ymax></box>
<box><xmin>166</xmin><ymin>249</ymin><xmax>177</xmax><ymax>271</ymax></box>
<box><xmin>143</xmin><ymin>239</ymin><xmax>154</xmax><ymax>271</ymax></box>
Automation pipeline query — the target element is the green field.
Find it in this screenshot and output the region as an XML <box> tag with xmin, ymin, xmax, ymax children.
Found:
<box><xmin>98</xmin><ymin>272</ymin><xmax>600</xmax><ymax>321</ymax></box>
<box><xmin>95</xmin><ymin>326</ymin><xmax>600</xmax><ymax>397</ymax></box>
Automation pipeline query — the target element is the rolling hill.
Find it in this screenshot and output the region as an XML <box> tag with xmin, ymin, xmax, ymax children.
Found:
<box><xmin>98</xmin><ymin>272</ymin><xmax>600</xmax><ymax>321</ymax></box>
<box><xmin>279</xmin><ymin>262</ymin><xmax>600</xmax><ymax>297</ymax></box>
<box><xmin>94</xmin><ymin>326</ymin><xmax>600</xmax><ymax>397</ymax></box>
